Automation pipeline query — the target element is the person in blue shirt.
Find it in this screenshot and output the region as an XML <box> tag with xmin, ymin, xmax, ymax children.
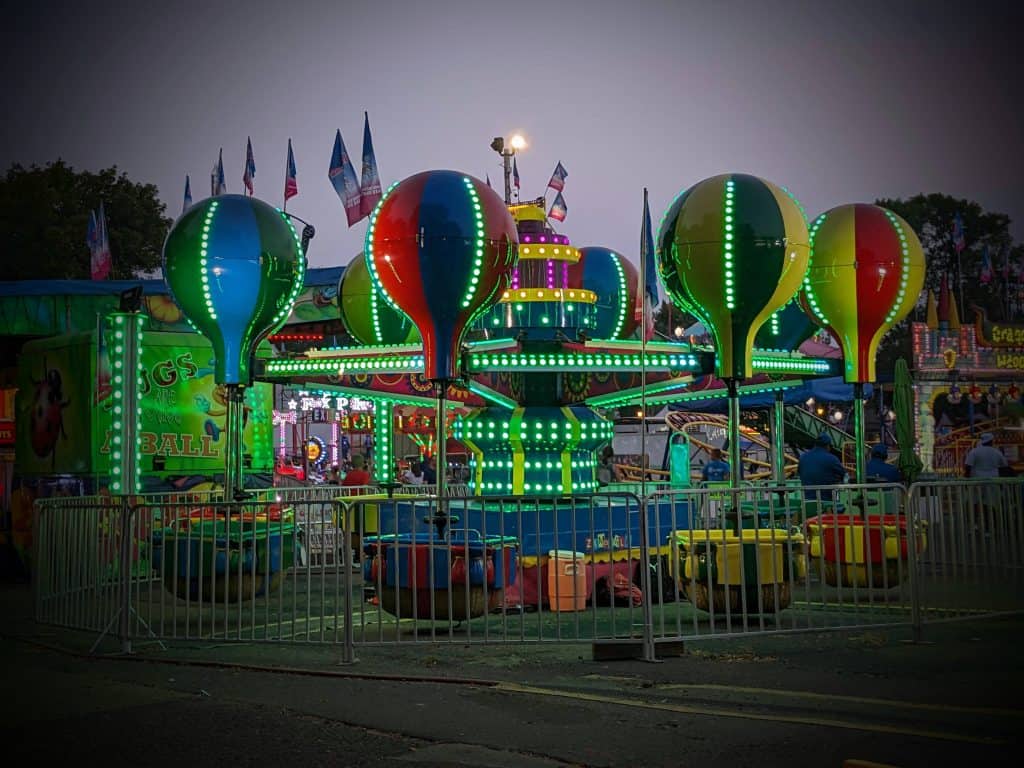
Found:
<box><xmin>866</xmin><ymin>444</ymin><xmax>903</xmax><ymax>483</ymax></box>
<box><xmin>702</xmin><ymin>448</ymin><xmax>731</xmax><ymax>482</ymax></box>
<box><xmin>798</xmin><ymin>432</ymin><xmax>847</xmax><ymax>501</ymax></box>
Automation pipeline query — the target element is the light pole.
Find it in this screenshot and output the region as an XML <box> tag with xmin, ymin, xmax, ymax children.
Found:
<box><xmin>490</xmin><ymin>133</ymin><xmax>526</xmax><ymax>205</ymax></box>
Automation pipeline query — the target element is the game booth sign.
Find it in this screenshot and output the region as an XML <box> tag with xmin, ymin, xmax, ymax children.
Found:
<box><xmin>912</xmin><ymin>286</ymin><xmax>1024</xmax><ymax>474</ymax></box>
<box><xmin>8</xmin><ymin>329</ymin><xmax>273</xmax><ymax>570</ymax></box>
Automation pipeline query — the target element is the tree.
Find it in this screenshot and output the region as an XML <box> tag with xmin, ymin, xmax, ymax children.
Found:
<box><xmin>0</xmin><ymin>161</ymin><xmax>172</xmax><ymax>281</ymax></box>
<box><xmin>873</xmin><ymin>194</ymin><xmax>1020</xmax><ymax>375</ymax></box>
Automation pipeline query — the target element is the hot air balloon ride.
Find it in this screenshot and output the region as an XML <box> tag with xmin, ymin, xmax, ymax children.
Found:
<box><xmin>657</xmin><ymin>173</ymin><xmax>811</xmax><ymax>487</ymax></box>
<box><xmin>801</xmin><ymin>203</ymin><xmax>926</xmax><ymax>481</ymax></box>
<box><xmin>364</xmin><ymin>170</ymin><xmax>518</xmax><ymax>520</ymax></box>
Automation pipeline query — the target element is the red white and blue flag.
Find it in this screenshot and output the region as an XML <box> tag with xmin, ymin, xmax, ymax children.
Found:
<box><xmin>512</xmin><ymin>157</ymin><xmax>520</xmax><ymax>190</ymax></box>
<box><xmin>359</xmin><ymin>111</ymin><xmax>382</xmax><ymax>217</ymax></box>
<box><xmin>329</xmin><ymin>129</ymin><xmax>363</xmax><ymax>227</ymax></box>
<box><xmin>91</xmin><ymin>201</ymin><xmax>112</xmax><ymax>280</ymax></box>
<box><xmin>182</xmin><ymin>175</ymin><xmax>192</xmax><ymax>214</ymax></box>
<box><xmin>640</xmin><ymin>187</ymin><xmax>659</xmax><ymax>339</ymax></box>
<box><xmin>284</xmin><ymin>139</ymin><xmax>298</xmax><ymax>204</ymax></box>
<box><xmin>547</xmin><ymin>161</ymin><xmax>568</xmax><ymax>192</ymax></box>
<box><xmin>547</xmin><ymin>191</ymin><xmax>567</xmax><ymax>222</ymax></box>
<box><xmin>243</xmin><ymin>137</ymin><xmax>256</xmax><ymax>195</ymax></box>
<box><xmin>953</xmin><ymin>213</ymin><xmax>966</xmax><ymax>253</ymax></box>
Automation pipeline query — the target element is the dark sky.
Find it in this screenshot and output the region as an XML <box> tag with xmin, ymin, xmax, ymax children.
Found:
<box><xmin>4</xmin><ymin>0</ymin><xmax>1022</xmax><ymax>269</ymax></box>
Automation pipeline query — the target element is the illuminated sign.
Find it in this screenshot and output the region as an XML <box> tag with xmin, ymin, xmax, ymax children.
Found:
<box><xmin>996</xmin><ymin>353</ymin><xmax>1024</xmax><ymax>370</ymax></box>
<box><xmin>0</xmin><ymin>419</ymin><xmax>14</xmax><ymax>446</ymax></box>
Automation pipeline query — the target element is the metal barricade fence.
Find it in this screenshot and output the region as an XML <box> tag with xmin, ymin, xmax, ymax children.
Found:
<box><xmin>31</xmin><ymin>478</ymin><xmax>1024</xmax><ymax>656</ymax></box>
<box><xmin>644</xmin><ymin>482</ymin><xmax>916</xmax><ymax>642</ymax></box>
<box><xmin>906</xmin><ymin>478</ymin><xmax>1024</xmax><ymax>629</ymax></box>
<box><xmin>339</xmin><ymin>490</ymin><xmax>654</xmax><ymax>651</ymax></box>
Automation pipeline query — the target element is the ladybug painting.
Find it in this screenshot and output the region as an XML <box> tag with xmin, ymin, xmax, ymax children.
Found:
<box><xmin>29</xmin><ymin>358</ymin><xmax>70</xmax><ymax>468</ymax></box>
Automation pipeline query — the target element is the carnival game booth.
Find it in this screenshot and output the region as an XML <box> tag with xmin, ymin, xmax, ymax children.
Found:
<box><xmin>912</xmin><ymin>283</ymin><xmax>1024</xmax><ymax>475</ymax></box>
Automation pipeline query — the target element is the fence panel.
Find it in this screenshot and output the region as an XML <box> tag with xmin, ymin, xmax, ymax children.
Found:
<box><xmin>644</xmin><ymin>482</ymin><xmax>916</xmax><ymax>643</ymax></box>
<box><xmin>907</xmin><ymin>478</ymin><xmax>1024</xmax><ymax>626</ymax></box>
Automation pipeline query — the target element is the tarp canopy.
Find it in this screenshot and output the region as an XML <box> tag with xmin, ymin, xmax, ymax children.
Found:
<box><xmin>668</xmin><ymin>376</ymin><xmax>873</xmax><ymax>414</ymax></box>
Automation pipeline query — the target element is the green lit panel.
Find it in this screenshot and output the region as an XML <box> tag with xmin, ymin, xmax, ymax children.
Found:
<box><xmin>751</xmin><ymin>355</ymin><xmax>836</xmax><ymax>374</ymax></box>
<box><xmin>474</xmin><ymin>299</ymin><xmax>597</xmax><ymax>341</ymax></box>
<box><xmin>468</xmin><ymin>351</ymin><xmax>702</xmax><ymax>372</ymax></box>
<box><xmin>469</xmin><ymin>450</ymin><xmax>599</xmax><ymax>495</ymax></box>
<box><xmin>672</xmin><ymin>379</ymin><xmax>804</xmax><ymax>404</ymax></box>
<box><xmin>263</xmin><ymin>355</ymin><xmax>425</xmax><ymax>377</ymax></box>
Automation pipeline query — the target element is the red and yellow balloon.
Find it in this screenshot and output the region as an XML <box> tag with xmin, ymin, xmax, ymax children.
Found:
<box><xmin>801</xmin><ymin>204</ymin><xmax>925</xmax><ymax>382</ymax></box>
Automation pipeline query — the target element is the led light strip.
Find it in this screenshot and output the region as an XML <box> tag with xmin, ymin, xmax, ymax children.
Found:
<box><xmin>723</xmin><ymin>178</ymin><xmax>736</xmax><ymax>311</ymax></box>
<box><xmin>610</xmin><ymin>252</ymin><xmax>629</xmax><ymax>338</ymax></box>
<box><xmin>882</xmin><ymin>209</ymin><xmax>912</xmax><ymax>324</ymax></box>
<box><xmin>803</xmin><ymin>213</ymin><xmax>831</xmax><ymax>326</ymax></box>
<box><xmin>499</xmin><ymin>288</ymin><xmax>597</xmax><ymax>304</ymax></box>
<box><xmin>460</xmin><ymin>177</ymin><xmax>486</xmax><ymax>309</ymax></box>
<box><xmin>364</xmin><ymin>181</ymin><xmax>402</xmax><ymax>313</ymax></box>
<box><xmin>199</xmin><ymin>201</ymin><xmax>219</xmax><ymax>321</ymax></box>
<box><xmin>518</xmin><ymin>244</ymin><xmax>578</xmax><ymax>261</ymax></box>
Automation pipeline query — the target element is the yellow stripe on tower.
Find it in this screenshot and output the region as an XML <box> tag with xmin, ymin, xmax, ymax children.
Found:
<box><xmin>510</xmin><ymin>408</ymin><xmax>525</xmax><ymax>494</ymax></box>
<box><xmin>560</xmin><ymin>407</ymin><xmax>581</xmax><ymax>491</ymax></box>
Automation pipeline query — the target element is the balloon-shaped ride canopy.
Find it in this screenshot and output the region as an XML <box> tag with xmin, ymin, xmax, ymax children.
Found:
<box><xmin>365</xmin><ymin>170</ymin><xmax>518</xmax><ymax>382</ymax></box>
<box><xmin>163</xmin><ymin>195</ymin><xmax>306</xmax><ymax>385</ymax></box>
<box><xmin>658</xmin><ymin>173</ymin><xmax>810</xmax><ymax>380</ymax></box>
<box><xmin>801</xmin><ymin>203</ymin><xmax>926</xmax><ymax>383</ymax></box>
<box><xmin>566</xmin><ymin>246</ymin><xmax>640</xmax><ymax>340</ymax></box>
<box><xmin>338</xmin><ymin>252</ymin><xmax>419</xmax><ymax>346</ymax></box>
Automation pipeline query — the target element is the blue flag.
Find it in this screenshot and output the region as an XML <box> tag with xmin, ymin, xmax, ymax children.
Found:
<box><xmin>329</xmin><ymin>129</ymin><xmax>363</xmax><ymax>227</ymax></box>
<box><xmin>359</xmin><ymin>111</ymin><xmax>382</xmax><ymax>217</ymax></box>
<box><xmin>640</xmin><ymin>187</ymin><xmax>659</xmax><ymax>340</ymax></box>
<box><xmin>86</xmin><ymin>210</ymin><xmax>98</xmax><ymax>253</ymax></box>
<box><xmin>243</xmin><ymin>137</ymin><xmax>256</xmax><ymax>195</ymax></box>
<box><xmin>513</xmin><ymin>157</ymin><xmax>520</xmax><ymax>190</ymax></box>
<box><xmin>980</xmin><ymin>245</ymin><xmax>993</xmax><ymax>284</ymax></box>
<box><xmin>183</xmin><ymin>175</ymin><xmax>192</xmax><ymax>214</ymax></box>
<box><xmin>953</xmin><ymin>212</ymin><xmax>966</xmax><ymax>252</ymax></box>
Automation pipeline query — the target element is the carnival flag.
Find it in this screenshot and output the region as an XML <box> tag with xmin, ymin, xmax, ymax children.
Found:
<box><xmin>358</xmin><ymin>111</ymin><xmax>382</xmax><ymax>217</ymax></box>
<box><xmin>182</xmin><ymin>175</ymin><xmax>192</xmax><ymax>214</ymax></box>
<box><xmin>243</xmin><ymin>137</ymin><xmax>256</xmax><ymax>195</ymax></box>
<box><xmin>953</xmin><ymin>213</ymin><xmax>966</xmax><ymax>253</ymax></box>
<box><xmin>91</xmin><ymin>201</ymin><xmax>112</xmax><ymax>280</ymax></box>
<box><xmin>641</xmin><ymin>187</ymin><xmax>658</xmax><ymax>339</ymax></box>
<box><xmin>980</xmin><ymin>245</ymin><xmax>993</xmax><ymax>284</ymax></box>
<box><xmin>329</xmin><ymin>129</ymin><xmax>363</xmax><ymax>227</ymax></box>
<box><xmin>486</xmin><ymin>173</ymin><xmax>492</xmax><ymax>188</ymax></box>
<box><xmin>547</xmin><ymin>161</ymin><xmax>568</xmax><ymax>192</ymax></box>
<box><xmin>547</xmin><ymin>191</ymin><xmax>567</xmax><ymax>222</ymax></box>
<box><xmin>86</xmin><ymin>210</ymin><xmax>98</xmax><ymax>260</ymax></box>
<box><xmin>212</xmin><ymin>149</ymin><xmax>227</xmax><ymax>195</ymax></box>
<box><xmin>512</xmin><ymin>157</ymin><xmax>520</xmax><ymax>190</ymax></box>
<box><xmin>284</xmin><ymin>139</ymin><xmax>298</xmax><ymax>205</ymax></box>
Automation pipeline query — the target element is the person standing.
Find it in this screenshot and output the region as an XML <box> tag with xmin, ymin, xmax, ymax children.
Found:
<box><xmin>341</xmin><ymin>454</ymin><xmax>371</xmax><ymax>487</ymax></box>
<box><xmin>422</xmin><ymin>456</ymin><xmax>437</xmax><ymax>484</ymax></box>
<box><xmin>798</xmin><ymin>433</ymin><xmax>847</xmax><ymax>501</ymax></box>
<box><xmin>866</xmin><ymin>444</ymin><xmax>902</xmax><ymax>483</ymax></box>
<box><xmin>701</xmin><ymin>448</ymin><xmax>731</xmax><ymax>482</ymax></box>
<box><xmin>964</xmin><ymin>432</ymin><xmax>1007</xmax><ymax>479</ymax></box>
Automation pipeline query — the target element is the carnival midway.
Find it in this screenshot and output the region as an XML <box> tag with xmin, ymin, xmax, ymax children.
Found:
<box><xmin>7</xmin><ymin>123</ymin><xmax>1022</xmax><ymax>660</ymax></box>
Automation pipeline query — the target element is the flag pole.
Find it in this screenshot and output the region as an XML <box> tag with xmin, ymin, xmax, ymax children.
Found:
<box><xmin>640</xmin><ymin>187</ymin><xmax>648</xmax><ymax>499</ymax></box>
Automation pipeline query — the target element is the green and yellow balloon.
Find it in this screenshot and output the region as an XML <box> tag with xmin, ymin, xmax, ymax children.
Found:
<box><xmin>658</xmin><ymin>174</ymin><xmax>810</xmax><ymax>379</ymax></box>
<box><xmin>338</xmin><ymin>252</ymin><xmax>419</xmax><ymax>346</ymax></box>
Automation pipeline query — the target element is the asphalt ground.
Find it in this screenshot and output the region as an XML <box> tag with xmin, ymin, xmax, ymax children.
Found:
<box><xmin>3</xmin><ymin>583</ymin><xmax>1023</xmax><ymax>767</ymax></box>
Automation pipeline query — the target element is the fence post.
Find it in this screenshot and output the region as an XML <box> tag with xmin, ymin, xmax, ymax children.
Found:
<box><xmin>118</xmin><ymin>498</ymin><xmax>133</xmax><ymax>654</ymax></box>
<box><xmin>905</xmin><ymin>483</ymin><xmax>923</xmax><ymax>643</ymax></box>
<box><xmin>637</xmin><ymin>493</ymin><xmax>658</xmax><ymax>662</ymax></box>
<box><xmin>339</xmin><ymin>499</ymin><xmax>356</xmax><ymax>664</ymax></box>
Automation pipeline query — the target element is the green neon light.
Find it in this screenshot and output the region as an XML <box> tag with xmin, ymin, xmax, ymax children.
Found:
<box><xmin>882</xmin><ymin>209</ymin><xmax>911</xmax><ymax>324</ymax></box>
<box><xmin>610</xmin><ymin>252</ymin><xmax>628</xmax><ymax>338</ymax></box>
<box><xmin>804</xmin><ymin>213</ymin><xmax>831</xmax><ymax>326</ymax></box>
<box><xmin>460</xmin><ymin>176</ymin><xmax>485</xmax><ymax>309</ymax></box>
<box><xmin>586</xmin><ymin>376</ymin><xmax>692</xmax><ymax>407</ymax></box>
<box><xmin>373</xmin><ymin>400</ymin><xmax>392</xmax><ymax>483</ymax></box>
<box><xmin>752</xmin><ymin>355</ymin><xmax>832</xmax><ymax>374</ymax></box>
<box><xmin>199</xmin><ymin>202</ymin><xmax>219</xmax><ymax>321</ymax></box>
<box><xmin>466</xmin><ymin>380</ymin><xmax>518</xmax><ymax>409</ymax></box>
<box><xmin>109</xmin><ymin>313</ymin><xmax>145</xmax><ymax>494</ymax></box>
<box><xmin>724</xmin><ymin>178</ymin><xmax>735</xmax><ymax>311</ymax></box>
<box><xmin>364</xmin><ymin>181</ymin><xmax>402</xmax><ymax>313</ymax></box>
<box><xmin>469</xmin><ymin>351</ymin><xmax>701</xmax><ymax>371</ymax></box>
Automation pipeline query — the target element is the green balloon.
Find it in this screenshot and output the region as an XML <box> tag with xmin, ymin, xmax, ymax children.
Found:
<box><xmin>163</xmin><ymin>195</ymin><xmax>305</xmax><ymax>385</ymax></box>
<box><xmin>338</xmin><ymin>253</ymin><xmax>419</xmax><ymax>345</ymax></box>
